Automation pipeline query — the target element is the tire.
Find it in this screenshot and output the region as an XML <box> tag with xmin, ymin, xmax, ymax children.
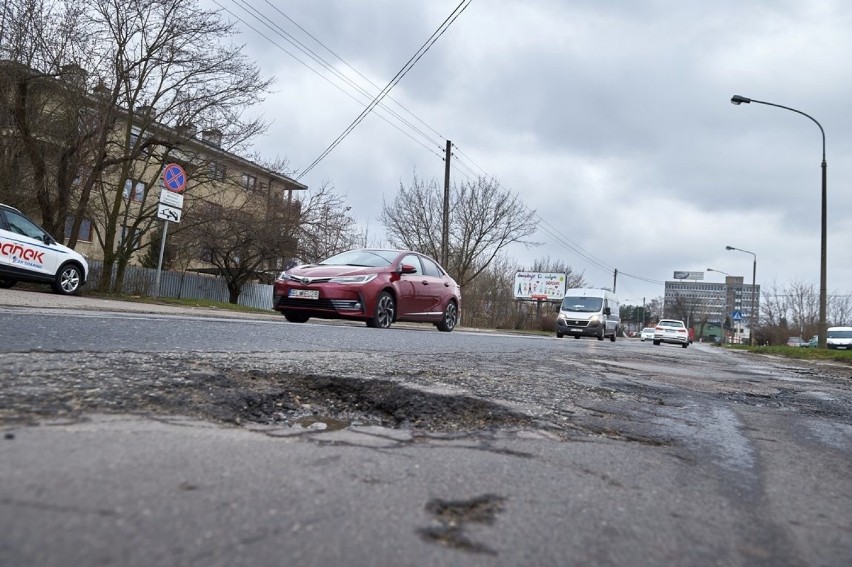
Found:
<box><xmin>597</xmin><ymin>327</ymin><xmax>604</xmax><ymax>341</ymax></box>
<box><xmin>51</xmin><ymin>263</ymin><xmax>83</xmax><ymax>295</ymax></box>
<box><xmin>0</xmin><ymin>279</ymin><xmax>16</xmax><ymax>289</ymax></box>
<box><xmin>436</xmin><ymin>300</ymin><xmax>458</xmax><ymax>332</ymax></box>
<box><xmin>556</xmin><ymin>331</ymin><xmax>564</xmax><ymax>338</ymax></box>
<box><xmin>681</xmin><ymin>343</ymin><xmax>688</xmax><ymax>348</ymax></box>
<box><xmin>653</xmin><ymin>340</ymin><xmax>660</xmax><ymax>346</ymax></box>
<box><xmin>610</xmin><ymin>327</ymin><xmax>617</xmax><ymax>342</ymax></box>
<box><xmin>366</xmin><ymin>291</ymin><xmax>394</xmax><ymax>329</ymax></box>
<box><xmin>574</xmin><ymin>335</ymin><xmax>580</xmax><ymax>339</ymax></box>
<box><xmin>284</xmin><ymin>312</ymin><xmax>310</xmax><ymax>323</ymax></box>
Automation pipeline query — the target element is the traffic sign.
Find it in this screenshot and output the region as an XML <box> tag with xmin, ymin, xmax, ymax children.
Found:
<box><xmin>159</xmin><ymin>188</ymin><xmax>184</xmax><ymax>209</ymax></box>
<box><xmin>157</xmin><ymin>203</ymin><xmax>182</xmax><ymax>223</ymax></box>
<box><xmin>732</xmin><ymin>310</ymin><xmax>743</xmax><ymax>321</ymax></box>
<box><xmin>162</xmin><ymin>163</ymin><xmax>187</xmax><ymax>193</ymax></box>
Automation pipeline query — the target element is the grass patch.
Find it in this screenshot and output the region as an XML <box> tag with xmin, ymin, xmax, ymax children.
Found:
<box><xmin>726</xmin><ymin>344</ymin><xmax>852</xmax><ymax>364</ymax></box>
<box><xmin>85</xmin><ymin>291</ymin><xmax>272</xmax><ymax>314</ymax></box>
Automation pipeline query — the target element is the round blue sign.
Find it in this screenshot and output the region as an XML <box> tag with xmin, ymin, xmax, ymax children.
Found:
<box><xmin>162</xmin><ymin>163</ymin><xmax>187</xmax><ymax>193</ymax></box>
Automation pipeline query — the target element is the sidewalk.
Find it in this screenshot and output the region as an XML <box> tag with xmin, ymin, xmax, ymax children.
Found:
<box><xmin>0</xmin><ymin>287</ymin><xmax>280</xmax><ymax>320</ymax></box>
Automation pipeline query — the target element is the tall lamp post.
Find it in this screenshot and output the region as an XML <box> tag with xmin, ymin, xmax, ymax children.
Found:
<box><xmin>724</xmin><ymin>246</ymin><xmax>757</xmax><ymax>346</ymax></box>
<box><xmin>730</xmin><ymin>94</ymin><xmax>827</xmax><ymax>348</ymax></box>
<box><xmin>707</xmin><ymin>268</ymin><xmax>733</xmax><ymax>344</ymax></box>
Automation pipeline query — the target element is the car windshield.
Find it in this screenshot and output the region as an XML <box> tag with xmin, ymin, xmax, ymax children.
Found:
<box><xmin>319</xmin><ymin>249</ymin><xmax>398</xmax><ymax>267</ymax></box>
<box><xmin>828</xmin><ymin>330</ymin><xmax>852</xmax><ymax>339</ymax></box>
<box><xmin>642</xmin><ymin>328</ymin><xmax>654</xmax><ymax>332</ymax></box>
<box><xmin>560</xmin><ymin>296</ymin><xmax>602</xmax><ymax>312</ymax></box>
<box><xmin>659</xmin><ymin>320</ymin><xmax>684</xmax><ymax>328</ymax></box>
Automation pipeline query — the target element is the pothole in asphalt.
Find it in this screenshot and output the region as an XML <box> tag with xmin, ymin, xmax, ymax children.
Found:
<box><xmin>191</xmin><ymin>371</ymin><xmax>548</xmax><ymax>435</ymax></box>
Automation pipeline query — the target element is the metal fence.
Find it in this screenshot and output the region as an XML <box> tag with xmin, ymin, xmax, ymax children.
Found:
<box><xmin>87</xmin><ymin>260</ymin><xmax>274</xmax><ymax>310</ymax></box>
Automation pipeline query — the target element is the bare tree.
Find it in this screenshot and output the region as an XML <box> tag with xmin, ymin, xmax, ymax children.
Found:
<box><xmin>1</xmin><ymin>0</ymin><xmax>273</xmax><ymax>292</ymax></box>
<box><xmin>188</xmin><ymin>202</ymin><xmax>282</xmax><ymax>304</ymax></box>
<box><xmin>380</xmin><ymin>173</ymin><xmax>539</xmax><ymax>287</ymax></box>
<box><xmin>295</xmin><ymin>182</ymin><xmax>363</xmax><ymax>263</ymax></box>
<box><xmin>829</xmin><ymin>292</ymin><xmax>852</xmax><ymax>327</ymax></box>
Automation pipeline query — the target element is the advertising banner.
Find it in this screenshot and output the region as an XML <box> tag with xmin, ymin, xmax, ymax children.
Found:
<box><xmin>514</xmin><ymin>272</ymin><xmax>567</xmax><ymax>300</ymax></box>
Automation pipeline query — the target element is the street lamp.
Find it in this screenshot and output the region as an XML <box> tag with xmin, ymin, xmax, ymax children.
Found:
<box><xmin>725</xmin><ymin>246</ymin><xmax>757</xmax><ymax>346</ymax></box>
<box><xmin>730</xmin><ymin>94</ymin><xmax>827</xmax><ymax>348</ymax></box>
<box><xmin>707</xmin><ymin>268</ymin><xmax>733</xmax><ymax>344</ymax></box>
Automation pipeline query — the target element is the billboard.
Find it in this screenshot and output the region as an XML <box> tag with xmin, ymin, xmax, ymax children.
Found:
<box><xmin>514</xmin><ymin>272</ymin><xmax>567</xmax><ymax>301</ymax></box>
<box><xmin>673</xmin><ymin>271</ymin><xmax>704</xmax><ymax>280</ymax></box>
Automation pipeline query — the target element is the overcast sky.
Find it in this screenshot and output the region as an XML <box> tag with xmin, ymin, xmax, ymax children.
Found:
<box><xmin>210</xmin><ymin>0</ymin><xmax>851</xmax><ymax>305</ymax></box>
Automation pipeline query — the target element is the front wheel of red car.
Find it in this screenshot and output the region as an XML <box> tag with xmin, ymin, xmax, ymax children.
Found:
<box><xmin>283</xmin><ymin>312</ymin><xmax>310</xmax><ymax>323</ymax></box>
<box><xmin>437</xmin><ymin>300</ymin><xmax>458</xmax><ymax>332</ymax></box>
<box><xmin>366</xmin><ymin>291</ymin><xmax>395</xmax><ymax>329</ymax></box>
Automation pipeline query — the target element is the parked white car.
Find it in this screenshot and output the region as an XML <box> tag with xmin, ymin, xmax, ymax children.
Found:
<box><xmin>640</xmin><ymin>327</ymin><xmax>655</xmax><ymax>341</ymax></box>
<box><xmin>0</xmin><ymin>203</ymin><xmax>88</xmax><ymax>295</ymax></box>
<box><xmin>653</xmin><ymin>319</ymin><xmax>689</xmax><ymax>348</ymax></box>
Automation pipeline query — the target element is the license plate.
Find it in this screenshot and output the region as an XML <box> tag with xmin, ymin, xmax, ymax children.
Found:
<box><xmin>289</xmin><ymin>289</ymin><xmax>319</xmax><ymax>299</ymax></box>
<box><xmin>570</xmin><ymin>328</ymin><xmax>583</xmax><ymax>333</ymax></box>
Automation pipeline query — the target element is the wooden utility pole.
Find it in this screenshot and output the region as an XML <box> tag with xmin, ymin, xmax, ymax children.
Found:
<box><xmin>442</xmin><ymin>140</ymin><xmax>451</xmax><ymax>268</ymax></box>
<box><xmin>613</xmin><ymin>268</ymin><xmax>618</xmax><ymax>293</ymax></box>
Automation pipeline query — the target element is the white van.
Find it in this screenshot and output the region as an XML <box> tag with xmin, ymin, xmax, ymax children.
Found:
<box><xmin>826</xmin><ymin>326</ymin><xmax>852</xmax><ymax>350</ymax></box>
<box><xmin>556</xmin><ymin>288</ymin><xmax>620</xmax><ymax>341</ymax></box>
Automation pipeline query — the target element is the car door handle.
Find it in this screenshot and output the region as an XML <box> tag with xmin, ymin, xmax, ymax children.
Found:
<box><xmin>421</xmin><ymin>280</ymin><xmax>429</xmax><ymax>286</ymax></box>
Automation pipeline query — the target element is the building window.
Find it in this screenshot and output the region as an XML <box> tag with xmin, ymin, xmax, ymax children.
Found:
<box><xmin>64</xmin><ymin>216</ymin><xmax>92</xmax><ymax>242</ymax></box>
<box><xmin>241</xmin><ymin>173</ymin><xmax>257</xmax><ymax>192</ymax></box>
<box><xmin>209</xmin><ymin>162</ymin><xmax>226</xmax><ymax>181</ymax></box>
<box><xmin>123</xmin><ymin>179</ymin><xmax>145</xmax><ymax>202</ymax></box>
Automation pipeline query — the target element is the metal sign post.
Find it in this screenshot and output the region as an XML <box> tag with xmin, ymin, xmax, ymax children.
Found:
<box><xmin>154</xmin><ymin>220</ymin><xmax>169</xmax><ymax>297</ymax></box>
<box><xmin>153</xmin><ymin>163</ymin><xmax>187</xmax><ymax>297</ymax></box>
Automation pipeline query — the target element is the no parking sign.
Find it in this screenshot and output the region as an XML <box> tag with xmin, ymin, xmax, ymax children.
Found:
<box><xmin>162</xmin><ymin>163</ymin><xmax>187</xmax><ymax>193</ymax></box>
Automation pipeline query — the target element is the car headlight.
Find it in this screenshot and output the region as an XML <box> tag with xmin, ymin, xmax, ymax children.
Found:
<box><xmin>589</xmin><ymin>315</ymin><xmax>601</xmax><ymax>323</ymax></box>
<box><xmin>328</xmin><ymin>274</ymin><xmax>377</xmax><ymax>284</ymax></box>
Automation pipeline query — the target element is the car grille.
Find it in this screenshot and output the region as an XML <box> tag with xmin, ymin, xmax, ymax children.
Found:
<box><xmin>276</xmin><ymin>297</ymin><xmax>363</xmax><ymax>313</ymax></box>
<box><xmin>563</xmin><ymin>319</ymin><xmax>588</xmax><ymax>327</ymax></box>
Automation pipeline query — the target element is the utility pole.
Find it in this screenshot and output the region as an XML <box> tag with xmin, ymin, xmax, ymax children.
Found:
<box><xmin>442</xmin><ymin>140</ymin><xmax>451</xmax><ymax>268</ymax></box>
<box><xmin>612</xmin><ymin>268</ymin><xmax>618</xmax><ymax>293</ymax></box>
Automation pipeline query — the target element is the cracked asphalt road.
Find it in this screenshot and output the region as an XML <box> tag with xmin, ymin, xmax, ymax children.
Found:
<box><xmin>1</xmin><ymin>290</ymin><xmax>851</xmax><ymax>566</ymax></box>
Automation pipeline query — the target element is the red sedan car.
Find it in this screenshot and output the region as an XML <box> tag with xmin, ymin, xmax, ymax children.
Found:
<box><xmin>273</xmin><ymin>249</ymin><xmax>461</xmax><ymax>331</ymax></box>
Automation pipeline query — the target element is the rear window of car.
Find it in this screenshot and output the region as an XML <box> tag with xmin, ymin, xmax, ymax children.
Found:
<box><xmin>659</xmin><ymin>320</ymin><xmax>684</xmax><ymax>328</ymax></box>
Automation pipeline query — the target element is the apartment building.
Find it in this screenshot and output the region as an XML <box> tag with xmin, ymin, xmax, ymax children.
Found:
<box><xmin>664</xmin><ymin>276</ymin><xmax>760</xmax><ymax>340</ymax></box>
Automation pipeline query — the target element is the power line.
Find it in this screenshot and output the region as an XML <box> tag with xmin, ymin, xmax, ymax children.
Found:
<box><xmin>259</xmin><ymin>0</ymin><xmax>447</xmax><ymax>144</ymax></box>
<box><xmin>214</xmin><ymin>0</ymin><xmax>445</xmax><ymax>159</ymax></box>
<box><xmin>297</xmin><ymin>0</ymin><xmax>473</xmax><ymax>179</ymax></box>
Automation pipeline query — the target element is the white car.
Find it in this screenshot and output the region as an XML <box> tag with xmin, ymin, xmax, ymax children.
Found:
<box><xmin>0</xmin><ymin>203</ymin><xmax>88</xmax><ymax>295</ymax></box>
<box><xmin>640</xmin><ymin>327</ymin><xmax>655</xmax><ymax>341</ymax></box>
<box><xmin>653</xmin><ymin>319</ymin><xmax>689</xmax><ymax>348</ymax></box>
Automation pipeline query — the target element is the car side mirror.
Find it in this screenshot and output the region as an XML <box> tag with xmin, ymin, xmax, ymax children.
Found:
<box><xmin>604</xmin><ymin>307</ymin><xmax>611</xmax><ymax>316</ymax></box>
<box><xmin>43</xmin><ymin>234</ymin><xmax>55</xmax><ymax>245</ymax></box>
<box><xmin>399</xmin><ymin>263</ymin><xmax>418</xmax><ymax>274</ymax></box>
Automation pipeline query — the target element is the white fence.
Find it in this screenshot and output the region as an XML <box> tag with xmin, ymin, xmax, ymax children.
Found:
<box><xmin>87</xmin><ymin>260</ymin><xmax>274</xmax><ymax>311</ymax></box>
